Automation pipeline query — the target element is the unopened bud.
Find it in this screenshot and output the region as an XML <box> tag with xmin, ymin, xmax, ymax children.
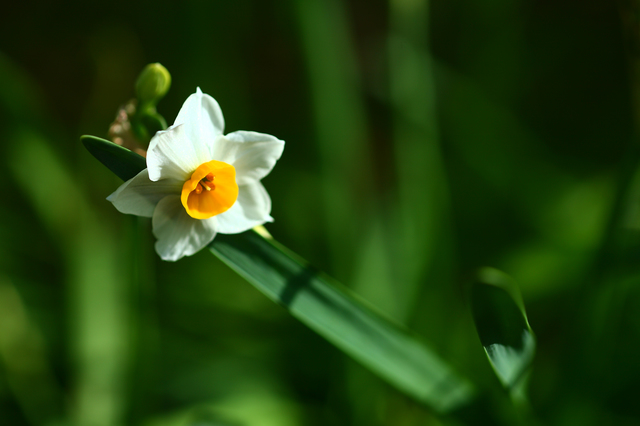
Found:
<box><xmin>135</xmin><ymin>63</ymin><xmax>171</xmax><ymax>105</ymax></box>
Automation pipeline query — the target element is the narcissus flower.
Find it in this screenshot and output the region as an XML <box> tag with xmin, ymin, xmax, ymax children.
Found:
<box><xmin>108</xmin><ymin>88</ymin><xmax>285</xmax><ymax>261</ymax></box>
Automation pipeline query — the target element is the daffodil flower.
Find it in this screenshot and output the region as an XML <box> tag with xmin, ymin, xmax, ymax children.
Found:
<box><xmin>108</xmin><ymin>88</ymin><xmax>285</xmax><ymax>261</ymax></box>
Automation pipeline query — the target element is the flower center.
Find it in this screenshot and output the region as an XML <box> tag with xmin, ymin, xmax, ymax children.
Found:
<box><xmin>181</xmin><ymin>160</ymin><xmax>238</xmax><ymax>219</ymax></box>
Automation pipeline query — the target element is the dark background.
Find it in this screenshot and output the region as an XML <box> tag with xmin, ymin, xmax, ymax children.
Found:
<box><xmin>1</xmin><ymin>0</ymin><xmax>638</xmax><ymax>425</ymax></box>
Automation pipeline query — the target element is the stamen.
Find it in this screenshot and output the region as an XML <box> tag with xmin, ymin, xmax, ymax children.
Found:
<box><xmin>181</xmin><ymin>160</ymin><xmax>238</xmax><ymax>220</ymax></box>
<box><xmin>200</xmin><ymin>181</ymin><xmax>215</xmax><ymax>191</ymax></box>
<box><xmin>193</xmin><ymin>173</ymin><xmax>217</xmax><ymax>194</ymax></box>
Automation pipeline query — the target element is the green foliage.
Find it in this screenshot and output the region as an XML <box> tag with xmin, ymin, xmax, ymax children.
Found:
<box><xmin>83</xmin><ymin>126</ymin><xmax>475</xmax><ymax>415</ymax></box>
<box><xmin>3</xmin><ymin>1</ymin><xmax>640</xmax><ymax>425</ymax></box>
<box><xmin>471</xmin><ymin>268</ymin><xmax>535</xmax><ymax>395</ymax></box>
<box><xmin>211</xmin><ymin>233</ymin><xmax>474</xmax><ymax>414</ymax></box>
<box><xmin>81</xmin><ymin>135</ymin><xmax>146</xmax><ymax>181</ymax></box>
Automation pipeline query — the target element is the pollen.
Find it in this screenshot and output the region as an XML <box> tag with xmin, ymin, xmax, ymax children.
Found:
<box><xmin>181</xmin><ymin>160</ymin><xmax>238</xmax><ymax>219</ymax></box>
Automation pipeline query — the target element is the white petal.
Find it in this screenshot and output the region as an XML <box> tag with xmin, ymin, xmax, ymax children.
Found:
<box><xmin>174</xmin><ymin>87</ymin><xmax>225</xmax><ymax>151</ymax></box>
<box><xmin>152</xmin><ymin>195</ymin><xmax>218</xmax><ymax>261</ymax></box>
<box><xmin>216</xmin><ymin>181</ymin><xmax>273</xmax><ymax>234</ymax></box>
<box><xmin>146</xmin><ymin>124</ymin><xmax>210</xmax><ymax>181</ymax></box>
<box><xmin>212</xmin><ymin>131</ymin><xmax>285</xmax><ymax>186</ymax></box>
<box><xmin>107</xmin><ymin>169</ymin><xmax>182</xmax><ymax>217</ymax></box>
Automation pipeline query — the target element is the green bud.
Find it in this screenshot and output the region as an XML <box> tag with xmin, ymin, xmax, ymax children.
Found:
<box><xmin>135</xmin><ymin>63</ymin><xmax>171</xmax><ymax>105</ymax></box>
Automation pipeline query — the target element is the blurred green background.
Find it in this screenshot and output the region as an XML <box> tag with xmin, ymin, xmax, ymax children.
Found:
<box><xmin>1</xmin><ymin>0</ymin><xmax>639</xmax><ymax>425</ymax></box>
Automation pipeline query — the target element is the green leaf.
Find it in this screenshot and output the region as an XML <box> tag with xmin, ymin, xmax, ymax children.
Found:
<box><xmin>82</xmin><ymin>132</ymin><xmax>475</xmax><ymax>414</ymax></box>
<box><xmin>471</xmin><ymin>267</ymin><xmax>535</xmax><ymax>392</ymax></box>
<box><xmin>210</xmin><ymin>232</ymin><xmax>474</xmax><ymax>413</ymax></box>
<box><xmin>81</xmin><ymin>135</ymin><xmax>146</xmax><ymax>181</ymax></box>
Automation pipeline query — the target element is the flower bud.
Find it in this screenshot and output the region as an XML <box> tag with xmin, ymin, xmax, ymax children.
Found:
<box><xmin>135</xmin><ymin>63</ymin><xmax>171</xmax><ymax>105</ymax></box>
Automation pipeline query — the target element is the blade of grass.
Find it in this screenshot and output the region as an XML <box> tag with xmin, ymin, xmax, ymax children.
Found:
<box><xmin>388</xmin><ymin>0</ymin><xmax>454</xmax><ymax>319</ymax></box>
<box><xmin>81</xmin><ymin>135</ymin><xmax>146</xmax><ymax>181</ymax></box>
<box><xmin>11</xmin><ymin>130</ymin><xmax>129</xmax><ymax>426</ymax></box>
<box><xmin>292</xmin><ymin>0</ymin><xmax>374</xmax><ymax>280</ymax></box>
<box><xmin>471</xmin><ymin>267</ymin><xmax>535</xmax><ymax>404</ymax></box>
<box><xmin>0</xmin><ymin>277</ymin><xmax>63</xmax><ymax>425</ymax></box>
<box><xmin>291</xmin><ymin>2</ymin><xmax>403</xmax><ymax>420</ymax></box>
<box><xmin>209</xmin><ymin>231</ymin><xmax>474</xmax><ymax>413</ymax></box>
<box><xmin>572</xmin><ymin>3</ymin><xmax>640</xmax><ymax>405</ymax></box>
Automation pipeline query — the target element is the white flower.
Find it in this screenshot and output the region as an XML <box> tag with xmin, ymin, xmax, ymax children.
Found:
<box><xmin>108</xmin><ymin>88</ymin><xmax>285</xmax><ymax>261</ymax></box>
